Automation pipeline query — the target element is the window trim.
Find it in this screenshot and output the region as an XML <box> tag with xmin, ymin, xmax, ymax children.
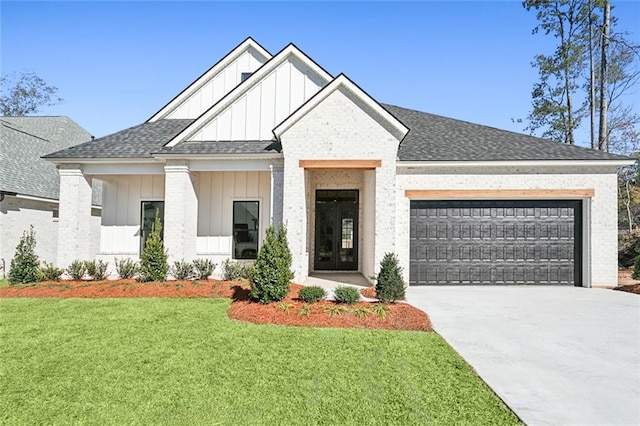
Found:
<box><xmin>232</xmin><ymin>199</ymin><xmax>261</xmax><ymax>260</ymax></box>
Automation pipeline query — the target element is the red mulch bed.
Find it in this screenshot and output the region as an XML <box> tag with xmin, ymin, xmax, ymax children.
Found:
<box><xmin>616</xmin><ymin>267</ymin><xmax>640</xmax><ymax>295</ymax></box>
<box><xmin>361</xmin><ymin>285</ymin><xmax>377</xmax><ymax>299</ymax></box>
<box><xmin>614</xmin><ymin>283</ymin><xmax>640</xmax><ymax>294</ymax></box>
<box><xmin>0</xmin><ymin>280</ymin><xmax>432</xmax><ymax>331</ymax></box>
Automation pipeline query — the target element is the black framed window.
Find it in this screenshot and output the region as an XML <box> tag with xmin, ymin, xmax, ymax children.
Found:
<box><xmin>140</xmin><ymin>201</ymin><xmax>164</xmax><ymax>254</ymax></box>
<box><xmin>233</xmin><ymin>201</ymin><xmax>259</xmax><ymax>259</ymax></box>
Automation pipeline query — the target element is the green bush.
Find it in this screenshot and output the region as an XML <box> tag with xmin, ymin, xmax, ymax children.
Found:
<box><xmin>222</xmin><ymin>259</ymin><xmax>254</xmax><ymax>281</ymax></box>
<box><xmin>39</xmin><ymin>262</ymin><xmax>64</xmax><ymax>281</ymax></box>
<box><xmin>138</xmin><ymin>215</ymin><xmax>168</xmax><ymax>282</ymax></box>
<box><xmin>298</xmin><ymin>286</ymin><xmax>327</xmax><ymax>303</ymax></box>
<box><xmin>114</xmin><ymin>258</ymin><xmax>138</xmax><ymax>279</ymax></box>
<box><xmin>250</xmin><ymin>225</ymin><xmax>294</xmax><ymax>303</ymax></box>
<box><xmin>8</xmin><ymin>226</ymin><xmax>40</xmax><ymax>284</ymax></box>
<box><xmin>84</xmin><ymin>260</ymin><xmax>108</xmax><ymax>281</ymax></box>
<box><xmin>193</xmin><ymin>258</ymin><xmax>216</xmax><ymax>280</ymax></box>
<box><xmin>375</xmin><ymin>252</ymin><xmax>406</xmax><ymax>303</ymax></box>
<box><xmin>633</xmin><ymin>255</ymin><xmax>640</xmax><ymax>280</ymax></box>
<box><xmin>66</xmin><ymin>260</ymin><xmax>87</xmax><ymax>281</ymax></box>
<box><xmin>171</xmin><ymin>260</ymin><xmax>194</xmax><ymax>280</ymax></box>
<box><xmin>333</xmin><ymin>285</ymin><xmax>360</xmax><ymax>305</ymax></box>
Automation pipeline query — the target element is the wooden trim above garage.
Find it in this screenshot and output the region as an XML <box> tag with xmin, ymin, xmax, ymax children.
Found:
<box><xmin>299</xmin><ymin>160</ymin><xmax>381</xmax><ymax>169</ymax></box>
<box><xmin>404</xmin><ymin>189</ymin><xmax>595</xmax><ymax>199</ymax></box>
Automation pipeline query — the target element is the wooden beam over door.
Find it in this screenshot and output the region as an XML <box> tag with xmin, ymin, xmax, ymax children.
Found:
<box><xmin>299</xmin><ymin>160</ymin><xmax>382</xmax><ymax>170</ymax></box>
<box><xmin>404</xmin><ymin>189</ymin><xmax>595</xmax><ymax>199</ymax></box>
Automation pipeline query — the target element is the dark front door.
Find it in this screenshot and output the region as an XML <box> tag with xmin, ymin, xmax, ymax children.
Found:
<box><xmin>315</xmin><ymin>190</ymin><xmax>358</xmax><ymax>271</ymax></box>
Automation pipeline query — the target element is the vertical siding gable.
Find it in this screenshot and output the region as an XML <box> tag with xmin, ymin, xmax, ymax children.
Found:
<box><xmin>166</xmin><ymin>48</ymin><xmax>267</xmax><ymax>120</ymax></box>
<box><xmin>187</xmin><ymin>56</ymin><xmax>325</xmax><ymax>142</ymax></box>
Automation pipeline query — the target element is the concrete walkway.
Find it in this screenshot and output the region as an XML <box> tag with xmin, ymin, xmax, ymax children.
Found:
<box><xmin>406</xmin><ymin>286</ymin><xmax>640</xmax><ymax>426</ymax></box>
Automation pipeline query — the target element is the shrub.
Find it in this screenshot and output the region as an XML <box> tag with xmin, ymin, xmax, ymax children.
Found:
<box><xmin>375</xmin><ymin>252</ymin><xmax>406</xmax><ymax>303</ymax></box>
<box><xmin>333</xmin><ymin>285</ymin><xmax>360</xmax><ymax>305</ymax></box>
<box><xmin>633</xmin><ymin>255</ymin><xmax>640</xmax><ymax>280</ymax></box>
<box><xmin>66</xmin><ymin>260</ymin><xmax>87</xmax><ymax>281</ymax></box>
<box><xmin>115</xmin><ymin>258</ymin><xmax>138</xmax><ymax>279</ymax></box>
<box><xmin>138</xmin><ymin>215</ymin><xmax>169</xmax><ymax>282</ymax></box>
<box><xmin>222</xmin><ymin>259</ymin><xmax>254</xmax><ymax>281</ymax></box>
<box><xmin>298</xmin><ymin>286</ymin><xmax>327</xmax><ymax>303</ymax></box>
<box><xmin>193</xmin><ymin>258</ymin><xmax>216</xmax><ymax>280</ymax></box>
<box><xmin>8</xmin><ymin>226</ymin><xmax>40</xmax><ymax>284</ymax></box>
<box><xmin>39</xmin><ymin>262</ymin><xmax>64</xmax><ymax>281</ymax></box>
<box><xmin>85</xmin><ymin>260</ymin><xmax>108</xmax><ymax>281</ymax></box>
<box><xmin>171</xmin><ymin>260</ymin><xmax>194</xmax><ymax>280</ymax></box>
<box><xmin>250</xmin><ymin>225</ymin><xmax>294</xmax><ymax>303</ymax></box>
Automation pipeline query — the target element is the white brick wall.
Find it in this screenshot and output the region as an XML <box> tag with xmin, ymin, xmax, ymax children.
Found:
<box><xmin>164</xmin><ymin>162</ymin><xmax>198</xmax><ymax>263</ymax></box>
<box><xmin>395</xmin><ymin>166</ymin><xmax>620</xmax><ymax>287</ymax></box>
<box><xmin>57</xmin><ymin>165</ymin><xmax>94</xmax><ymax>268</ymax></box>
<box><xmin>279</xmin><ymin>88</ymin><xmax>400</xmax><ymax>283</ymax></box>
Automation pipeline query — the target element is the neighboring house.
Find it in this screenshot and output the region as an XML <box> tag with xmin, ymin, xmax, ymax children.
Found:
<box><xmin>44</xmin><ymin>38</ymin><xmax>632</xmax><ymax>286</ymax></box>
<box><xmin>0</xmin><ymin>116</ymin><xmax>101</xmax><ymax>276</ymax></box>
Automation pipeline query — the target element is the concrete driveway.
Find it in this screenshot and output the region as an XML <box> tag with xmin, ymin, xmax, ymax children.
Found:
<box><xmin>407</xmin><ymin>286</ymin><xmax>640</xmax><ymax>426</ymax></box>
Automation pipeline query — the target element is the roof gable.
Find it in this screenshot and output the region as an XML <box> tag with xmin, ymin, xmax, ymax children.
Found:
<box><xmin>274</xmin><ymin>74</ymin><xmax>409</xmax><ymax>142</ymax></box>
<box><xmin>164</xmin><ymin>43</ymin><xmax>333</xmax><ymax>147</ymax></box>
<box><xmin>148</xmin><ymin>37</ymin><xmax>271</xmax><ymax>122</ymax></box>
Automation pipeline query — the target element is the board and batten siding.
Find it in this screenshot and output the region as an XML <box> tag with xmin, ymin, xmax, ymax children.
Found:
<box><xmin>166</xmin><ymin>48</ymin><xmax>267</xmax><ymax>120</ymax></box>
<box><xmin>188</xmin><ymin>58</ymin><xmax>325</xmax><ymax>141</ymax></box>
<box><xmin>197</xmin><ymin>171</ymin><xmax>271</xmax><ymax>255</ymax></box>
<box><xmin>99</xmin><ymin>175</ymin><xmax>165</xmax><ymax>255</ymax></box>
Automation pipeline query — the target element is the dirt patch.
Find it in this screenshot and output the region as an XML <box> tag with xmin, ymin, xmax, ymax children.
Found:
<box><xmin>616</xmin><ymin>267</ymin><xmax>640</xmax><ymax>294</ymax></box>
<box><xmin>0</xmin><ymin>280</ymin><xmax>432</xmax><ymax>331</ymax></box>
<box><xmin>360</xmin><ymin>285</ymin><xmax>376</xmax><ymax>299</ymax></box>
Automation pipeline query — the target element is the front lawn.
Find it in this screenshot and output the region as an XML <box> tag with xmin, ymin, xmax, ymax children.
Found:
<box><xmin>0</xmin><ymin>298</ymin><xmax>519</xmax><ymax>425</ymax></box>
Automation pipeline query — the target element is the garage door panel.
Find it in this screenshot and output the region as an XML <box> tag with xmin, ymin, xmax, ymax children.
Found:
<box><xmin>409</xmin><ymin>200</ymin><xmax>582</xmax><ymax>285</ymax></box>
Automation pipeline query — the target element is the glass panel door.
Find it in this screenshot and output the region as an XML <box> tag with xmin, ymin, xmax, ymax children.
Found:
<box><xmin>140</xmin><ymin>201</ymin><xmax>164</xmax><ymax>254</ymax></box>
<box><xmin>314</xmin><ymin>190</ymin><xmax>358</xmax><ymax>270</ymax></box>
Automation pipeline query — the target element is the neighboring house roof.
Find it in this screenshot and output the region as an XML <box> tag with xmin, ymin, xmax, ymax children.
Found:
<box><xmin>43</xmin><ymin>119</ymin><xmax>194</xmax><ymax>159</ymax></box>
<box><xmin>384</xmin><ymin>104</ymin><xmax>629</xmax><ymax>161</ymax></box>
<box><xmin>0</xmin><ymin>116</ymin><xmax>102</xmax><ymax>204</ymax></box>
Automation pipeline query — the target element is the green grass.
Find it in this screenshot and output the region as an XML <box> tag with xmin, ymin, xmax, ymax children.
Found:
<box><xmin>0</xmin><ymin>278</ymin><xmax>8</xmax><ymax>288</ymax></box>
<box><xmin>0</xmin><ymin>298</ymin><xmax>520</xmax><ymax>425</ymax></box>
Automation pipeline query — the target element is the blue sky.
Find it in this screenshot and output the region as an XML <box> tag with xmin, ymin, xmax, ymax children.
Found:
<box><xmin>2</xmin><ymin>1</ymin><xmax>639</xmax><ymax>146</ymax></box>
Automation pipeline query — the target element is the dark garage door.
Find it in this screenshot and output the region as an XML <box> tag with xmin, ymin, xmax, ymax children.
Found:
<box><xmin>409</xmin><ymin>200</ymin><xmax>582</xmax><ymax>285</ymax></box>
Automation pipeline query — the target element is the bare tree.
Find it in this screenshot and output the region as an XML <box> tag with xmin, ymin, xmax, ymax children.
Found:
<box><xmin>0</xmin><ymin>71</ymin><xmax>62</xmax><ymax>116</ymax></box>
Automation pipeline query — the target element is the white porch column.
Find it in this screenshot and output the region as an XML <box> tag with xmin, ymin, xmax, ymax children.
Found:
<box><xmin>163</xmin><ymin>161</ymin><xmax>198</xmax><ymax>262</ymax></box>
<box><xmin>281</xmin><ymin>158</ymin><xmax>308</xmax><ymax>283</ymax></box>
<box><xmin>373</xmin><ymin>162</ymin><xmax>396</xmax><ymax>271</ymax></box>
<box><xmin>270</xmin><ymin>160</ymin><xmax>284</xmax><ymax>226</ymax></box>
<box><xmin>57</xmin><ymin>164</ymin><xmax>93</xmax><ymax>268</ymax></box>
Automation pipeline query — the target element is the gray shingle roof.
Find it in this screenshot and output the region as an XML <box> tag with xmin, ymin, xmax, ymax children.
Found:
<box><xmin>154</xmin><ymin>140</ymin><xmax>281</xmax><ymax>155</ymax></box>
<box><xmin>43</xmin><ymin>119</ymin><xmax>194</xmax><ymax>159</ymax></box>
<box><xmin>382</xmin><ymin>104</ymin><xmax>629</xmax><ymax>161</ymax></box>
<box><xmin>0</xmin><ymin>116</ymin><xmax>102</xmax><ymax>203</ymax></box>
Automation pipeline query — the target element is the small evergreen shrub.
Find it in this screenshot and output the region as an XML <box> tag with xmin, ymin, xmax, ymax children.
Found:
<box><xmin>250</xmin><ymin>225</ymin><xmax>294</xmax><ymax>303</ymax></box>
<box><xmin>39</xmin><ymin>262</ymin><xmax>64</xmax><ymax>281</ymax></box>
<box><xmin>115</xmin><ymin>258</ymin><xmax>139</xmax><ymax>279</ymax></box>
<box><xmin>633</xmin><ymin>255</ymin><xmax>640</xmax><ymax>280</ymax></box>
<box><xmin>171</xmin><ymin>260</ymin><xmax>194</xmax><ymax>280</ymax></box>
<box><xmin>85</xmin><ymin>260</ymin><xmax>108</xmax><ymax>281</ymax></box>
<box><xmin>8</xmin><ymin>226</ymin><xmax>40</xmax><ymax>284</ymax></box>
<box><xmin>375</xmin><ymin>252</ymin><xmax>406</xmax><ymax>303</ymax></box>
<box><xmin>193</xmin><ymin>258</ymin><xmax>216</xmax><ymax>280</ymax></box>
<box><xmin>298</xmin><ymin>286</ymin><xmax>327</xmax><ymax>303</ymax></box>
<box><xmin>333</xmin><ymin>285</ymin><xmax>360</xmax><ymax>305</ymax></box>
<box><xmin>222</xmin><ymin>259</ymin><xmax>254</xmax><ymax>281</ymax></box>
<box><xmin>67</xmin><ymin>260</ymin><xmax>87</xmax><ymax>281</ymax></box>
<box><xmin>138</xmin><ymin>215</ymin><xmax>169</xmax><ymax>282</ymax></box>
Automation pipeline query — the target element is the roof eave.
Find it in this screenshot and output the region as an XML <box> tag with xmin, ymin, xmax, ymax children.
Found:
<box><xmin>396</xmin><ymin>159</ymin><xmax>635</xmax><ymax>168</ymax></box>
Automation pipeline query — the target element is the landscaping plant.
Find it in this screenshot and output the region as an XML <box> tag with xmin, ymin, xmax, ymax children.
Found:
<box><xmin>250</xmin><ymin>225</ymin><xmax>293</xmax><ymax>303</ymax></box>
<box><xmin>333</xmin><ymin>285</ymin><xmax>360</xmax><ymax>304</ymax></box>
<box><xmin>222</xmin><ymin>259</ymin><xmax>254</xmax><ymax>281</ymax></box>
<box><xmin>66</xmin><ymin>260</ymin><xmax>86</xmax><ymax>280</ymax></box>
<box><xmin>633</xmin><ymin>254</ymin><xmax>640</xmax><ymax>280</ymax></box>
<box><xmin>138</xmin><ymin>215</ymin><xmax>169</xmax><ymax>282</ymax></box>
<box><xmin>114</xmin><ymin>258</ymin><xmax>139</xmax><ymax>279</ymax></box>
<box><xmin>298</xmin><ymin>285</ymin><xmax>327</xmax><ymax>303</ymax></box>
<box><xmin>171</xmin><ymin>260</ymin><xmax>194</xmax><ymax>280</ymax></box>
<box><xmin>85</xmin><ymin>260</ymin><xmax>109</xmax><ymax>281</ymax></box>
<box><xmin>193</xmin><ymin>258</ymin><xmax>216</xmax><ymax>280</ymax></box>
<box><xmin>39</xmin><ymin>262</ymin><xmax>64</xmax><ymax>281</ymax></box>
<box><xmin>375</xmin><ymin>252</ymin><xmax>406</xmax><ymax>303</ymax></box>
<box><xmin>8</xmin><ymin>226</ymin><xmax>40</xmax><ymax>284</ymax></box>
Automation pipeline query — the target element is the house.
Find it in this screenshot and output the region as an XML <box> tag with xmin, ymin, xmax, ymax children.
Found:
<box><xmin>43</xmin><ymin>38</ymin><xmax>632</xmax><ymax>286</ymax></box>
<box><xmin>0</xmin><ymin>116</ymin><xmax>101</xmax><ymax>276</ymax></box>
